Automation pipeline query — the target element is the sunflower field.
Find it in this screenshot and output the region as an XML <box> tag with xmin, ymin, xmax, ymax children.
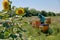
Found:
<box><xmin>0</xmin><ymin>0</ymin><xmax>60</xmax><ymax>40</ymax></box>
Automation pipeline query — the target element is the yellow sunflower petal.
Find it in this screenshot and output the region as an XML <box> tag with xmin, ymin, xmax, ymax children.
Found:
<box><xmin>16</xmin><ymin>8</ymin><xmax>25</xmax><ymax>16</ymax></box>
<box><xmin>4</xmin><ymin>0</ymin><xmax>8</xmax><ymax>1</ymax></box>
<box><xmin>2</xmin><ymin>1</ymin><xmax>9</xmax><ymax>11</ymax></box>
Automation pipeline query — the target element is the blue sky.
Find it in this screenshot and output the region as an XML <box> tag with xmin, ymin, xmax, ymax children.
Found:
<box><xmin>0</xmin><ymin>0</ymin><xmax>60</xmax><ymax>13</ymax></box>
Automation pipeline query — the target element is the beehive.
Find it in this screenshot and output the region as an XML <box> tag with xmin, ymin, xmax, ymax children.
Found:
<box><xmin>41</xmin><ymin>24</ymin><xmax>49</xmax><ymax>32</ymax></box>
<box><xmin>45</xmin><ymin>17</ymin><xmax>51</xmax><ymax>24</ymax></box>
<box><xmin>31</xmin><ymin>20</ymin><xmax>41</xmax><ymax>28</ymax></box>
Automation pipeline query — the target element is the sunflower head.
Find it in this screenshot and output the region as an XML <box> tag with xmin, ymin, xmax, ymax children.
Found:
<box><xmin>4</xmin><ymin>0</ymin><xmax>9</xmax><ymax>1</ymax></box>
<box><xmin>2</xmin><ymin>0</ymin><xmax>9</xmax><ymax>11</ymax></box>
<box><xmin>16</xmin><ymin>8</ymin><xmax>25</xmax><ymax>16</ymax></box>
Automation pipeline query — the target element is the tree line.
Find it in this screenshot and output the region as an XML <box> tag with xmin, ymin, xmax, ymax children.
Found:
<box><xmin>23</xmin><ymin>7</ymin><xmax>57</xmax><ymax>17</ymax></box>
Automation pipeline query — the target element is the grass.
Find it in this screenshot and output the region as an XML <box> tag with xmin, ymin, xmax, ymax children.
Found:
<box><xmin>0</xmin><ymin>16</ymin><xmax>60</xmax><ymax>40</ymax></box>
<box><xmin>21</xmin><ymin>16</ymin><xmax>60</xmax><ymax>40</ymax></box>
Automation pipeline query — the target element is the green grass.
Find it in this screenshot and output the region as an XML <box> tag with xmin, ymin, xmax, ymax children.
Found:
<box><xmin>21</xmin><ymin>16</ymin><xmax>60</xmax><ymax>40</ymax></box>
<box><xmin>0</xmin><ymin>16</ymin><xmax>60</xmax><ymax>40</ymax></box>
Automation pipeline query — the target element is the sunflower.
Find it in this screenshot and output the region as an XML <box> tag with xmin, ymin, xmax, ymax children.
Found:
<box><xmin>2</xmin><ymin>0</ymin><xmax>9</xmax><ymax>11</ymax></box>
<box><xmin>4</xmin><ymin>0</ymin><xmax>9</xmax><ymax>1</ymax></box>
<box><xmin>16</xmin><ymin>8</ymin><xmax>25</xmax><ymax>16</ymax></box>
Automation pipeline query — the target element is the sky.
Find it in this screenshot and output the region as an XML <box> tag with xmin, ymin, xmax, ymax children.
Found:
<box><xmin>0</xmin><ymin>0</ymin><xmax>60</xmax><ymax>13</ymax></box>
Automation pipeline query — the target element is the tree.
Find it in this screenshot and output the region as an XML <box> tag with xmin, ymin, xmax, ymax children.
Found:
<box><xmin>48</xmin><ymin>12</ymin><xmax>52</xmax><ymax>16</ymax></box>
<box><xmin>29</xmin><ymin>8</ymin><xmax>39</xmax><ymax>16</ymax></box>
<box><xmin>40</xmin><ymin>10</ymin><xmax>47</xmax><ymax>17</ymax></box>
<box><xmin>48</xmin><ymin>12</ymin><xmax>56</xmax><ymax>16</ymax></box>
<box><xmin>56</xmin><ymin>13</ymin><xmax>60</xmax><ymax>16</ymax></box>
<box><xmin>52</xmin><ymin>12</ymin><xmax>56</xmax><ymax>16</ymax></box>
<box><xmin>23</xmin><ymin>7</ymin><xmax>32</xmax><ymax>17</ymax></box>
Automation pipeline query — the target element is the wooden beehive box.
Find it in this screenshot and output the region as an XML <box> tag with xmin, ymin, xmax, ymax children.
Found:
<box><xmin>45</xmin><ymin>17</ymin><xmax>51</xmax><ymax>24</ymax></box>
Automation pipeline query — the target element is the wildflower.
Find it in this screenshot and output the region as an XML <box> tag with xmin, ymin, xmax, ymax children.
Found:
<box><xmin>2</xmin><ymin>0</ymin><xmax>9</xmax><ymax>11</ymax></box>
<box><xmin>4</xmin><ymin>0</ymin><xmax>9</xmax><ymax>1</ymax></box>
<box><xmin>16</xmin><ymin>8</ymin><xmax>25</xmax><ymax>16</ymax></box>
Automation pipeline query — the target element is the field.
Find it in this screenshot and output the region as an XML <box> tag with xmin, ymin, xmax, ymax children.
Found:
<box><xmin>0</xmin><ymin>16</ymin><xmax>60</xmax><ymax>40</ymax></box>
<box><xmin>17</xmin><ymin>16</ymin><xmax>60</xmax><ymax>40</ymax></box>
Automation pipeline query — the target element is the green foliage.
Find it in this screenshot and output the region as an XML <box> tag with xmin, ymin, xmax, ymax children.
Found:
<box><xmin>48</xmin><ymin>12</ymin><xmax>56</xmax><ymax>16</ymax></box>
<box><xmin>56</xmin><ymin>13</ymin><xmax>60</xmax><ymax>16</ymax></box>
<box><xmin>40</xmin><ymin>10</ymin><xmax>48</xmax><ymax>17</ymax></box>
